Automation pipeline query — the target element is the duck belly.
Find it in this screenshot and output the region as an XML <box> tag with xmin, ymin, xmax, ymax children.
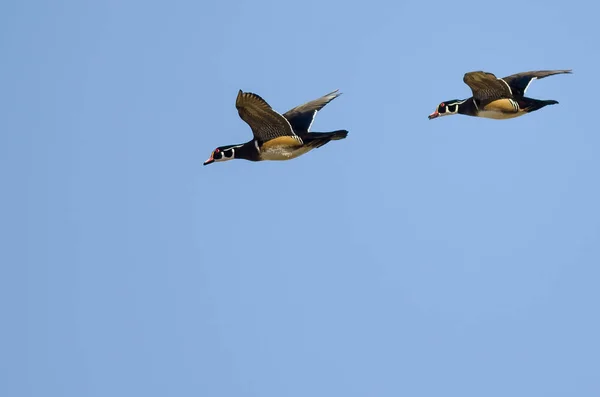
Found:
<box><xmin>261</xmin><ymin>145</ymin><xmax>313</xmax><ymax>161</ymax></box>
<box><xmin>477</xmin><ymin>110</ymin><xmax>524</xmax><ymax>119</ymax></box>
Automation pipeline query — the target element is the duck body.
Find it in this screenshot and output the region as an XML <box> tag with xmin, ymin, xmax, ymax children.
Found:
<box><xmin>474</xmin><ymin>97</ymin><xmax>558</xmax><ymax>120</ymax></box>
<box><xmin>258</xmin><ymin>132</ymin><xmax>347</xmax><ymax>161</ymax></box>
<box><xmin>204</xmin><ymin>90</ymin><xmax>348</xmax><ymax>166</ymax></box>
<box><xmin>429</xmin><ymin>70</ymin><xmax>571</xmax><ymax>120</ymax></box>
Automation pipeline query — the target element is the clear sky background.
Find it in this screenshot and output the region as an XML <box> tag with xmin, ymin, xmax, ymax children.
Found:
<box><xmin>2</xmin><ymin>0</ymin><xmax>599</xmax><ymax>396</ymax></box>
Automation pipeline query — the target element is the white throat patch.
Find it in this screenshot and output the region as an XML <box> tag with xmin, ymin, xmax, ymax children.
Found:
<box><xmin>214</xmin><ymin>145</ymin><xmax>242</xmax><ymax>162</ymax></box>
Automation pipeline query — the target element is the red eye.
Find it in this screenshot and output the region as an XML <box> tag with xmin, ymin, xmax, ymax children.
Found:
<box><xmin>215</xmin><ymin>148</ymin><xmax>220</xmax><ymax>153</ymax></box>
<box><xmin>440</xmin><ymin>103</ymin><xmax>445</xmax><ymax>107</ymax></box>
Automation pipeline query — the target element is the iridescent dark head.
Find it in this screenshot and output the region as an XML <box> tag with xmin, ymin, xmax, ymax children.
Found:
<box><xmin>203</xmin><ymin>145</ymin><xmax>238</xmax><ymax>165</ymax></box>
<box><xmin>428</xmin><ymin>99</ymin><xmax>463</xmax><ymax>119</ymax></box>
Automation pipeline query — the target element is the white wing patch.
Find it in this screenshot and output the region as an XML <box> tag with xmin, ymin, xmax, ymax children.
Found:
<box><xmin>523</xmin><ymin>77</ymin><xmax>537</xmax><ymax>94</ymax></box>
<box><xmin>306</xmin><ymin>110</ymin><xmax>318</xmax><ymax>132</ymax></box>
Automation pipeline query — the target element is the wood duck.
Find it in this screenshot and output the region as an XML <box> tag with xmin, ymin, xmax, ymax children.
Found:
<box><xmin>204</xmin><ymin>89</ymin><xmax>348</xmax><ymax>165</ymax></box>
<box><xmin>428</xmin><ymin>69</ymin><xmax>572</xmax><ymax>120</ymax></box>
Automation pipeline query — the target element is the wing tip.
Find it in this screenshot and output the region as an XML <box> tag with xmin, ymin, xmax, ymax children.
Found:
<box><xmin>547</xmin><ymin>69</ymin><xmax>573</xmax><ymax>74</ymax></box>
<box><xmin>326</xmin><ymin>88</ymin><xmax>343</xmax><ymax>98</ymax></box>
<box><xmin>463</xmin><ymin>70</ymin><xmax>495</xmax><ymax>82</ymax></box>
<box><xmin>235</xmin><ymin>89</ymin><xmax>244</xmax><ymax>108</ymax></box>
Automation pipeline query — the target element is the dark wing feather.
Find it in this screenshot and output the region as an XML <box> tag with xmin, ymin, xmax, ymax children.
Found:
<box><xmin>463</xmin><ymin>71</ymin><xmax>513</xmax><ymax>104</ymax></box>
<box><xmin>501</xmin><ymin>70</ymin><xmax>572</xmax><ymax>97</ymax></box>
<box><xmin>235</xmin><ymin>90</ymin><xmax>296</xmax><ymax>142</ymax></box>
<box><xmin>282</xmin><ymin>89</ymin><xmax>341</xmax><ymax>132</ymax></box>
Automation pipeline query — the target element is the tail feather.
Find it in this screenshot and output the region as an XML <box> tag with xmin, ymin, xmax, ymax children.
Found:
<box><xmin>312</xmin><ymin>129</ymin><xmax>348</xmax><ymax>139</ymax></box>
<box><xmin>303</xmin><ymin>130</ymin><xmax>348</xmax><ymax>149</ymax></box>
<box><xmin>325</xmin><ymin>129</ymin><xmax>349</xmax><ymax>140</ymax></box>
<box><xmin>521</xmin><ymin>98</ymin><xmax>559</xmax><ymax>113</ymax></box>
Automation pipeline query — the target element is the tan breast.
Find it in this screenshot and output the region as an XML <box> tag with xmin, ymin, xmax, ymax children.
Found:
<box><xmin>261</xmin><ymin>136</ymin><xmax>303</xmax><ymax>150</ymax></box>
<box><xmin>479</xmin><ymin>99</ymin><xmax>524</xmax><ymax>119</ymax></box>
<box><xmin>259</xmin><ymin>136</ymin><xmax>312</xmax><ymax>161</ymax></box>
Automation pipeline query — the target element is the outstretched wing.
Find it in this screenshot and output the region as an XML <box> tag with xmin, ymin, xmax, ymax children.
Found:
<box><xmin>282</xmin><ymin>89</ymin><xmax>342</xmax><ymax>133</ymax></box>
<box><xmin>463</xmin><ymin>71</ymin><xmax>513</xmax><ymax>105</ymax></box>
<box><xmin>235</xmin><ymin>90</ymin><xmax>296</xmax><ymax>142</ymax></box>
<box><xmin>501</xmin><ymin>70</ymin><xmax>572</xmax><ymax>97</ymax></box>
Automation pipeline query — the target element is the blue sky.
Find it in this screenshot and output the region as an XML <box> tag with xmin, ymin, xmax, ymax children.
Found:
<box><xmin>2</xmin><ymin>0</ymin><xmax>599</xmax><ymax>396</ymax></box>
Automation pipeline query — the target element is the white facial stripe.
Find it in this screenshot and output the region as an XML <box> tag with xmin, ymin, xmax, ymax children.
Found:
<box><xmin>214</xmin><ymin>145</ymin><xmax>242</xmax><ymax>162</ymax></box>
<box><xmin>214</xmin><ymin>153</ymin><xmax>230</xmax><ymax>162</ymax></box>
<box><xmin>440</xmin><ymin>99</ymin><xmax>468</xmax><ymax>115</ymax></box>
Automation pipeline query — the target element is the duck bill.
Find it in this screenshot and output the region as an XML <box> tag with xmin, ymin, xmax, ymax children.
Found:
<box><xmin>203</xmin><ymin>157</ymin><xmax>214</xmax><ymax>166</ymax></box>
<box><xmin>428</xmin><ymin>111</ymin><xmax>439</xmax><ymax>120</ymax></box>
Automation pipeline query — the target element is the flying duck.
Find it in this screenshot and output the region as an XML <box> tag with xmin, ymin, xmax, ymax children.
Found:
<box><xmin>428</xmin><ymin>69</ymin><xmax>572</xmax><ymax>120</ymax></box>
<box><xmin>203</xmin><ymin>89</ymin><xmax>348</xmax><ymax>165</ymax></box>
